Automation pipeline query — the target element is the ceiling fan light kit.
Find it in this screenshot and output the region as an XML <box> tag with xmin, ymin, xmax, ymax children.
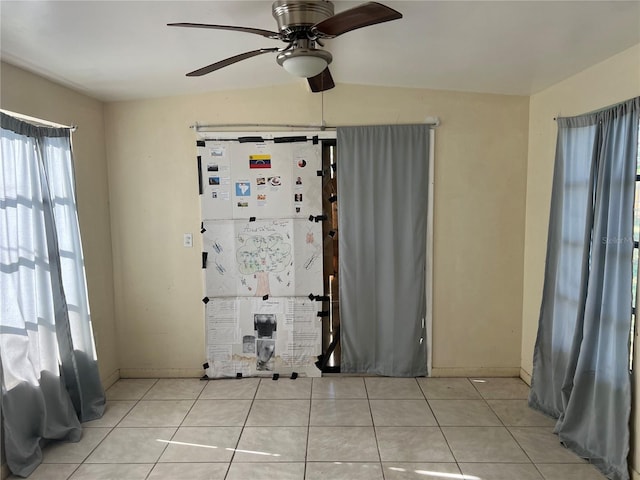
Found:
<box><xmin>169</xmin><ymin>1</ymin><xmax>402</xmax><ymax>92</ymax></box>
<box><xmin>277</xmin><ymin>46</ymin><xmax>333</xmax><ymax>78</ymax></box>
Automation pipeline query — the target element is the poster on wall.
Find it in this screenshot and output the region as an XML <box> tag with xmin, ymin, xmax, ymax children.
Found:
<box><xmin>204</xmin><ymin>297</ymin><xmax>322</xmax><ymax>378</ymax></box>
<box><xmin>198</xmin><ymin>140</ymin><xmax>323</xmax><ymax>221</ymax></box>
<box><xmin>202</xmin><ymin>218</ymin><xmax>323</xmax><ymax>297</ymax></box>
<box><xmin>197</xmin><ymin>132</ymin><xmax>335</xmax><ymax>379</ymax></box>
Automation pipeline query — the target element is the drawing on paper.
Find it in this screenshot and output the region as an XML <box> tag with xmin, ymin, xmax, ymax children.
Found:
<box><xmin>204</xmin><ymin>219</ymin><xmax>322</xmax><ymax>297</ymax></box>
<box><xmin>236</xmin><ymin>224</ymin><xmax>293</xmax><ymax>297</ymax></box>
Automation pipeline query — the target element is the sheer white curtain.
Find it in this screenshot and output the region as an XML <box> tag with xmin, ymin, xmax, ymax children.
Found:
<box><xmin>0</xmin><ymin>112</ymin><xmax>104</xmax><ymax>477</ymax></box>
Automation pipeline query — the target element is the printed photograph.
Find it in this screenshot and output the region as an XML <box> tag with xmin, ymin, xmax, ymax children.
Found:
<box><xmin>268</xmin><ymin>176</ymin><xmax>282</xmax><ymax>187</ymax></box>
<box><xmin>254</xmin><ymin>313</ymin><xmax>277</xmax><ymax>338</ymax></box>
<box><xmin>256</xmin><ymin>339</ymin><xmax>276</xmax><ymax>371</ymax></box>
<box><xmin>243</xmin><ymin>335</ymin><xmax>256</xmax><ymax>354</ymax></box>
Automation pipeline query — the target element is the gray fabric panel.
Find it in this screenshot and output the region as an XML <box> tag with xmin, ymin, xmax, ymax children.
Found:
<box><xmin>337</xmin><ymin>124</ymin><xmax>429</xmax><ymax>377</ymax></box>
<box><xmin>530</xmin><ymin>96</ymin><xmax>639</xmax><ymax>480</ymax></box>
<box><xmin>1</xmin><ymin>115</ymin><xmax>105</xmax><ymax>477</ymax></box>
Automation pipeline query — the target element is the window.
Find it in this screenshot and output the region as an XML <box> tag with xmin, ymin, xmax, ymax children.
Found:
<box><xmin>0</xmin><ymin>110</ymin><xmax>104</xmax><ymax>476</ymax></box>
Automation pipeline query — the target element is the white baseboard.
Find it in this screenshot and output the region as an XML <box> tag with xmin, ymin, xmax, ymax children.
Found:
<box><xmin>119</xmin><ymin>368</ymin><xmax>205</xmax><ymax>378</ymax></box>
<box><xmin>101</xmin><ymin>369</ymin><xmax>120</xmax><ymax>390</ymax></box>
<box><xmin>520</xmin><ymin>368</ymin><xmax>532</xmax><ymax>386</ymax></box>
<box><xmin>430</xmin><ymin>367</ymin><xmax>521</xmax><ymax>378</ymax></box>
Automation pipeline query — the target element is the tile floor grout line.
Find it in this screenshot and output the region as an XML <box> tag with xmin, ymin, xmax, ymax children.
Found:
<box><xmin>483</xmin><ymin>379</ymin><xmax>548</xmax><ymax>478</ymax></box>
<box><xmin>149</xmin><ymin>379</ymin><xmax>206</xmax><ymax>479</ymax></box>
<box><xmin>430</xmin><ymin>390</ymin><xmax>461</xmax><ymax>476</ymax></box>
<box><xmin>304</xmin><ymin>378</ymin><xmax>315</xmax><ymax>479</ymax></box>
<box><xmin>476</xmin><ymin>388</ymin><xmax>544</xmax><ymax>477</ymax></box>
<box><xmin>70</xmin><ymin>390</ymin><xmax>147</xmax><ymax>478</ymax></box>
<box><xmin>363</xmin><ymin>378</ymin><xmax>386</xmax><ymax>480</ymax></box>
<box><xmin>222</xmin><ymin>377</ymin><xmax>261</xmax><ymax>480</ymax></box>
<box><xmin>91</xmin><ymin>379</ymin><xmax>157</xmax><ymax>480</ymax></box>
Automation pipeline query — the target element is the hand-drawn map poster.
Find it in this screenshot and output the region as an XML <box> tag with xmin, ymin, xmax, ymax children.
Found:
<box><xmin>196</xmin><ymin>134</ymin><xmax>333</xmax><ymax>378</ymax></box>
<box><xmin>203</xmin><ymin>219</ymin><xmax>323</xmax><ymax>297</ymax></box>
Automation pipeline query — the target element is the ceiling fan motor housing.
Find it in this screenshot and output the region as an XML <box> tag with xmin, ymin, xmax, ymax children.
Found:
<box><xmin>272</xmin><ymin>0</ymin><xmax>334</xmax><ymax>36</ymax></box>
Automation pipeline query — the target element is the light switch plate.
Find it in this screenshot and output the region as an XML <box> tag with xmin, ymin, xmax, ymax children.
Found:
<box><xmin>183</xmin><ymin>233</ymin><xmax>193</xmax><ymax>248</ymax></box>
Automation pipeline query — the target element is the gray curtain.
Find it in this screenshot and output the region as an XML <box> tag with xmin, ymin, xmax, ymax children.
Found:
<box><xmin>1</xmin><ymin>112</ymin><xmax>105</xmax><ymax>477</ymax></box>
<box><xmin>530</xmin><ymin>97</ymin><xmax>639</xmax><ymax>480</ymax></box>
<box><xmin>337</xmin><ymin>124</ymin><xmax>429</xmax><ymax>377</ymax></box>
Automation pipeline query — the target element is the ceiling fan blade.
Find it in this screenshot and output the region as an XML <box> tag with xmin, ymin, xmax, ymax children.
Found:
<box><xmin>186</xmin><ymin>48</ymin><xmax>280</xmax><ymax>77</ymax></box>
<box><xmin>307</xmin><ymin>68</ymin><xmax>335</xmax><ymax>93</ymax></box>
<box><xmin>313</xmin><ymin>2</ymin><xmax>402</xmax><ymax>37</ymax></box>
<box><xmin>168</xmin><ymin>23</ymin><xmax>280</xmax><ymax>39</ymax></box>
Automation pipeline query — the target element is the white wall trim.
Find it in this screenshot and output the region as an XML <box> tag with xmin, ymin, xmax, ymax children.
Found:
<box><xmin>101</xmin><ymin>369</ymin><xmax>120</xmax><ymax>390</ymax></box>
<box><xmin>430</xmin><ymin>367</ymin><xmax>521</xmax><ymax>378</ymax></box>
<box><xmin>119</xmin><ymin>368</ymin><xmax>206</xmax><ymax>378</ymax></box>
<box><xmin>520</xmin><ymin>368</ymin><xmax>532</xmax><ymax>386</ymax></box>
<box><xmin>425</xmin><ymin>128</ymin><xmax>435</xmax><ymax>376</ymax></box>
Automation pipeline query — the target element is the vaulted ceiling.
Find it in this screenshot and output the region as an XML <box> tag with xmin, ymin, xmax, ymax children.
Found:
<box><xmin>2</xmin><ymin>1</ymin><xmax>639</xmax><ymax>101</ymax></box>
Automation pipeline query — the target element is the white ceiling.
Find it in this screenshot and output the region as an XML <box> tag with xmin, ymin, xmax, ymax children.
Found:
<box><xmin>1</xmin><ymin>1</ymin><xmax>639</xmax><ymax>102</ymax></box>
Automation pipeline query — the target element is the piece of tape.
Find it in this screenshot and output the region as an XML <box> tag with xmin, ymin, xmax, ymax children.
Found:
<box><xmin>238</xmin><ymin>136</ymin><xmax>264</xmax><ymax>143</ymax></box>
<box><xmin>196</xmin><ymin>140</ymin><xmax>206</xmax><ymax>147</ymax></box>
<box><xmin>328</xmin><ymin>230</ymin><xmax>337</xmax><ymax>238</ymax></box>
<box><xmin>312</xmin><ymin>136</ymin><xmax>319</xmax><ymax>145</ymax></box>
<box><xmin>197</xmin><ymin>156</ymin><xmax>203</xmax><ymax>195</ymax></box>
<box><xmin>317</xmin><ymin>170</ymin><xmax>324</xmax><ymax>176</ymax></box>
<box><xmin>308</xmin><ymin>293</ymin><xmax>316</xmax><ymax>300</ymax></box>
<box><xmin>263</xmin><ymin>294</ymin><xmax>269</xmax><ymax>301</ymax></box>
<box><xmin>200</xmin><ymin>222</ymin><xmax>206</xmax><ymax>234</ymax></box>
<box><xmin>249</xmin><ymin>217</ymin><xmax>256</xmax><ymax>222</ymax></box>
<box><xmin>202</xmin><ymin>252</ymin><xmax>208</xmax><ymax>269</ymax></box>
<box><xmin>272</xmin><ymin>373</ymin><xmax>280</xmax><ymax>380</ymax></box>
<box><xmin>315</xmin><ymin>295</ymin><xmax>330</xmax><ymax>302</ymax></box>
<box><xmin>202</xmin><ymin>297</ymin><xmax>210</xmax><ymax>304</ymax></box>
<box><xmin>290</xmin><ymin>372</ymin><xmax>298</xmax><ymax>379</ymax></box>
<box><xmin>328</xmin><ymin>195</ymin><xmax>337</xmax><ymax>203</ymax></box>
<box><xmin>317</xmin><ymin>311</ymin><xmax>329</xmax><ymax>317</ymax></box>
<box><xmin>273</xmin><ymin>136</ymin><xmax>307</xmax><ymax>143</ymax></box>
<box><xmin>236</xmin><ymin>372</ymin><xmax>243</xmax><ymax>379</ymax></box>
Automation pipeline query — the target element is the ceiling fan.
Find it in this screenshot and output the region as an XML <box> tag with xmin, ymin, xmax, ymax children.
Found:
<box><xmin>168</xmin><ymin>1</ymin><xmax>402</xmax><ymax>92</ymax></box>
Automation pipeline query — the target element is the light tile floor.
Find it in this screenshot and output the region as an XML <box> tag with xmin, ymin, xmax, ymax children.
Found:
<box><xmin>11</xmin><ymin>377</ymin><xmax>608</xmax><ymax>480</ymax></box>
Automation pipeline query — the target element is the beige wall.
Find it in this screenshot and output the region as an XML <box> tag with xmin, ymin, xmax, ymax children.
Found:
<box><xmin>0</xmin><ymin>62</ymin><xmax>119</xmax><ymax>386</ymax></box>
<box><xmin>104</xmin><ymin>83</ymin><xmax>529</xmax><ymax>377</ymax></box>
<box><xmin>520</xmin><ymin>43</ymin><xmax>640</xmax><ymax>474</ymax></box>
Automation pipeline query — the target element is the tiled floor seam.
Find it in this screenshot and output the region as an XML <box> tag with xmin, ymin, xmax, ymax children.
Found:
<box><xmin>363</xmin><ymin>377</ymin><xmax>386</xmax><ymax>479</ymax></box>
<box><xmin>303</xmin><ymin>379</ymin><xmax>314</xmax><ymax>480</ymax></box>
